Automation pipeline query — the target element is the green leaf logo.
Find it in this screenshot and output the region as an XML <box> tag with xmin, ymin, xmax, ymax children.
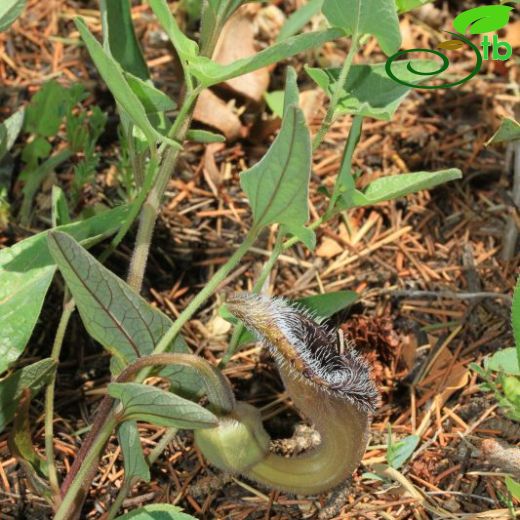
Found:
<box><xmin>453</xmin><ymin>5</ymin><xmax>513</xmax><ymax>35</ymax></box>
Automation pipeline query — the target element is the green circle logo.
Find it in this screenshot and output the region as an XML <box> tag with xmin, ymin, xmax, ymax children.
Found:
<box><xmin>385</xmin><ymin>32</ymin><xmax>483</xmax><ymax>90</ymax></box>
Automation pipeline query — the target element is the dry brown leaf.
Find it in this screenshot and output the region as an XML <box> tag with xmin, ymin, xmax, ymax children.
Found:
<box><xmin>300</xmin><ymin>89</ymin><xmax>325</xmax><ymax>125</ymax></box>
<box><xmin>203</xmin><ymin>142</ymin><xmax>225</xmax><ymax>196</ymax></box>
<box><xmin>316</xmin><ymin>236</ymin><xmax>343</xmax><ymax>258</ymax></box>
<box><xmin>213</xmin><ymin>6</ymin><xmax>270</xmax><ymax>103</ymax></box>
<box><xmin>504</xmin><ymin>19</ymin><xmax>520</xmax><ymax>48</ymax></box>
<box><xmin>193</xmin><ymin>89</ymin><xmax>242</xmax><ymax>141</ymax></box>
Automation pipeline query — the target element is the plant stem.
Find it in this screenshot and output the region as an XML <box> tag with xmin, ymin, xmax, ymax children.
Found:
<box><xmin>312</xmin><ymin>35</ymin><xmax>359</xmax><ymax>151</ymax></box>
<box><xmin>151</xmin><ymin>228</ymin><xmax>259</xmax><ymax>358</ymax></box>
<box><xmin>106</xmin><ymin>425</ymin><xmax>178</xmax><ymax>519</ymax></box>
<box><xmin>45</xmin><ymin>296</ymin><xmax>75</xmax><ymax>502</ymax></box>
<box><xmin>55</xmin><ymin>415</ymin><xmax>118</xmax><ymax>520</ymax></box>
<box><xmin>127</xmin><ymin>88</ymin><xmax>200</xmax><ymax>291</ymax></box>
<box><xmin>106</xmin><ymin>478</ymin><xmax>131</xmax><ymax>520</ymax></box>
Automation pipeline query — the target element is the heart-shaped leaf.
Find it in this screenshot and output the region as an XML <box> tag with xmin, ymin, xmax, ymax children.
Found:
<box><xmin>240</xmin><ymin>68</ymin><xmax>312</xmax><ymax>242</ymax></box>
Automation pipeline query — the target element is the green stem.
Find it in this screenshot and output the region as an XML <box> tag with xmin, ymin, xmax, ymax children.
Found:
<box><xmin>312</xmin><ymin>34</ymin><xmax>359</xmax><ymax>151</ymax></box>
<box><xmin>44</xmin><ymin>296</ymin><xmax>75</xmax><ymax>501</ymax></box>
<box><xmin>55</xmin><ymin>415</ymin><xmax>118</xmax><ymax>520</ymax></box>
<box><xmin>127</xmin><ymin>90</ymin><xmax>199</xmax><ymax>291</ymax></box>
<box><xmin>106</xmin><ymin>424</ymin><xmax>178</xmax><ymax>519</ymax></box>
<box><xmin>150</xmin><ymin>228</ymin><xmax>259</xmax><ymax>358</ymax></box>
<box><xmin>106</xmin><ymin>478</ymin><xmax>131</xmax><ymax>520</ymax></box>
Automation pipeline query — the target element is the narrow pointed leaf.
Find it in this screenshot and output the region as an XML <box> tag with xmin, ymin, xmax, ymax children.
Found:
<box><xmin>124</xmin><ymin>73</ymin><xmax>176</xmax><ymax>113</ymax></box>
<box><xmin>75</xmin><ymin>17</ymin><xmax>178</xmax><ymax>148</ymax></box>
<box><xmin>118</xmin><ymin>420</ymin><xmax>150</xmax><ymax>483</ymax></box>
<box><xmin>0</xmin><ymin>206</ymin><xmax>129</xmax><ymax>374</ymax></box>
<box><xmin>0</xmin><ymin>0</ymin><xmax>26</xmax><ymax>32</ymax></box>
<box><xmin>298</xmin><ymin>291</ymin><xmax>358</xmax><ymax>317</ymax></box>
<box><xmin>340</xmin><ymin>169</ymin><xmax>462</xmax><ymax>209</ymax></box>
<box><xmin>0</xmin><ymin>359</ymin><xmax>56</xmax><ymax>433</ymax></box>
<box><xmin>109</xmin><ymin>382</ymin><xmax>218</xmax><ymax>429</ymax></box>
<box><xmin>189</xmin><ymin>28</ymin><xmax>344</xmax><ymax>87</ymax></box>
<box><xmin>0</xmin><ymin>108</ymin><xmax>24</xmax><ymax>161</ymax></box>
<box><xmin>323</xmin><ymin>0</ymin><xmax>401</xmax><ymax>56</ymax></box>
<box><xmin>148</xmin><ymin>0</ymin><xmax>199</xmax><ymax>59</ymax></box>
<box><xmin>240</xmin><ymin>69</ymin><xmax>311</xmax><ymax>237</ymax></box>
<box><xmin>487</xmin><ymin>117</ymin><xmax>520</xmax><ymax>145</ymax></box>
<box><xmin>8</xmin><ymin>389</ymin><xmax>51</xmax><ymax>497</ymax></box>
<box><xmin>101</xmin><ymin>0</ymin><xmax>149</xmax><ymax>79</ymax></box>
<box><xmin>277</xmin><ymin>0</ymin><xmax>324</xmax><ymax>42</ymax></box>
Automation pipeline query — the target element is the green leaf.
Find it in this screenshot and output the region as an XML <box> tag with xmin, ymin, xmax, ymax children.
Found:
<box><xmin>118</xmin><ymin>420</ymin><xmax>150</xmax><ymax>483</ymax></box>
<box><xmin>395</xmin><ymin>0</ymin><xmax>432</xmax><ymax>13</ymax></box>
<box><xmin>100</xmin><ymin>0</ymin><xmax>149</xmax><ymax>79</ymax></box>
<box><xmin>387</xmin><ymin>433</ymin><xmax>420</xmax><ymax>469</ymax></box>
<box><xmin>0</xmin><ymin>206</ymin><xmax>129</xmax><ymax>374</ymax></box>
<box><xmin>512</xmin><ymin>276</ymin><xmax>520</xmax><ymax>367</ymax></box>
<box><xmin>0</xmin><ymin>0</ymin><xmax>25</xmax><ymax>32</ymax></box>
<box><xmin>115</xmin><ymin>504</ymin><xmax>197</xmax><ymax>520</ymax></box>
<box><xmin>124</xmin><ymin>73</ymin><xmax>176</xmax><ymax>114</ymax></box>
<box><xmin>343</xmin><ymin>169</ymin><xmax>462</xmax><ymax>209</ymax></box>
<box><xmin>506</xmin><ymin>477</ymin><xmax>520</xmax><ymax>500</ymax></box>
<box><xmin>264</xmin><ymin>90</ymin><xmax>285</xmax><ymax>118</ymax></box>
<box><xmin>0</xmin><ymin>359</ymin><xmax>56</xmax><ymax>433</ymax></box>
<box><xmin>24</xmin><ymin>81</ymin><xmax>72</xmax><ymax>137</ymax></box>
<box><xmin>75</xmin><ymin>17</ymin><xmax>178</xmax><ymax>148</ymax></box>
<box><xmin>277</xmin><ymin>0</ymin><xmax>324</xmax><ymax>42</ymax></box>
<box><xmin>109</xmin><ymin>382</ymin><xmax>218</xmax><ymax>429</ymax></box>
<box><xmin>487</xmin><ymin>117</ymin><xmax>520</xmax><ymax>145</ymax></box>
<box><xmin>51</xmin><ymin>185</ymin><xmax>71</xmax><ymax>227</ymax></box>
<box><xmin>502</xmin><ymin>375</ymin><xmax>520</xmax><ymax>408</ymax></box>
<box><xmin>306</xmin><ymin>60</ymin><xmax>439</xmax><ymax>121</ymax></box>
<box><xmin>240</xmin><ymin>68</ymin><xmax>311</xmax><ymax>237</ymax></box>
<box><xmin>485</xmin><ymin>348</ymin><xmax>520</xmax><ymax>376</ymax></box>
<box><xmin>298</xmin><ymin>291</ymin><xmax>358</xmax><ymax>317</ymax></box>
<box><xmin>186</xmin><ymin>129</ymin><xmax>225</xmax><ymax>143</ymax></box>
<box><xmin>322</xmin><ymin>0</ymin><xmax>401</xmax><ymax>56</ymax></box>
<box><xmin>0</xmin><ymin>108</ymin><xmax>24</xmax><ymax>161</ymax></box>
<box><xmin>189</xmin><ymin>28</ymin><xmax>344</xmax><ymax>87</ymax></box>
<box><xmin>47</xmin><ymin>231</ymin><xmax>171</xmax><ymax>373</ymax></box>
<box><xmin>8</xmin><ymin>388</ymin><xmax>52</xmax><ymax>499</ymax></box>
<box><xmin>148</xmin><ymin>0</ymin><xmax>199</xmax><ymax>60</ymax></box>
<box><xmin>46</xmin><ymin>231</ymin><xmax>201</xmax><ymax>388</ymax></box>
<box><xmin>453</xmin><ymin>5</ymin><xmax>512</xmax><ymax>35</ymax></box>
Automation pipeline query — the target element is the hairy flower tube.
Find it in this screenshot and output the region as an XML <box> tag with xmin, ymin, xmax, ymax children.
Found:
<box><xmin>195</xmin><ymin>293</ymin><xmax>379</xmax><ymax>495</ymax></box>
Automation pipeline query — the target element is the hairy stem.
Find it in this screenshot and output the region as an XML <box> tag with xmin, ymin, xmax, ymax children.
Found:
<box><xmin>127</xmin><ymin>90</ymin><xmax>199</xmax><ymax>291</ymax></box>
<box><xmin>45</xmin><ymin>296</ymin><xmax>75</xmax><ymax>502</ymax></box>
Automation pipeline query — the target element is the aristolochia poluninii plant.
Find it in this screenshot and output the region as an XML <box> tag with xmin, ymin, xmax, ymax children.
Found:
<box><xmin>0</xmin><ymin>1</ymin><xmax>464</xmax><ymax>518</ymax></box>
